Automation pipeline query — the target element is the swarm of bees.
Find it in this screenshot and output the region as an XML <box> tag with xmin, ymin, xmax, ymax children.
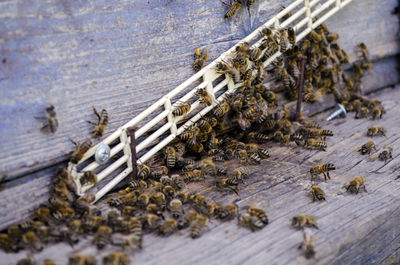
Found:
<box><xmin>5</xmin><ymin>11</ymin><xmax>389</xmax><ymax>263</ymax></box>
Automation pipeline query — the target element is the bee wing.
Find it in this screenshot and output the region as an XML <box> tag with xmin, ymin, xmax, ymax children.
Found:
<box><xmin>245</xmin><ymin>0</ymin><xmax>260</xmax><ymax>33</ymax></box>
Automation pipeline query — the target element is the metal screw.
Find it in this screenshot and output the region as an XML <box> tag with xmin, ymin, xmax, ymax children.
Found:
<box><xmin>326</xmin><ymin>104</ymin><xmax>347</xmax><ymax>121</ymax></box>
<box><xmin>95</xmin><ymin>143</ymin><xmax>111</xmax><ymax>164</ymax></box>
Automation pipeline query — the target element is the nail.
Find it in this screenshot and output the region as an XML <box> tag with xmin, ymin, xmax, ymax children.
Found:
<box><xmin>95</xmin><ymin>143</ymin><xmax>111</xmax><ymax>164</ymax></box>
<box><xmin>326</xmin><ymin>104</ymin><xmax>346</xmax><ymax>121</ymax></box>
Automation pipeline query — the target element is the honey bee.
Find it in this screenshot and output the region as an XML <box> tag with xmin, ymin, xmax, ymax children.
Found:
<box><xmin>196</xmin><ymin>88</ymin><xmax>213</xmax><ymax>106</ymax></box>
<box><xmin>53</xmin><ymin>182</ymin><xmax>75</xmax><ymax>202</ymax></box>
<box><xmin>87</xmin><ymin>107</ymin><xmax>108</xmax><ymax>139</ymax></box>
<box><xmin>125</xmin><ymin>179</ymin><xmax>147</xmax><ymax>194</ymax></box>
<box><xmin>231</xmin><ymin>167</ymin><xmax>250</xmax><ymax>183</ymax></box>
<box><xmin>52</xmin><ymin>206</ymin><xmax>75</xmax><ymax>223</ymax></box>
<box><xmin>55</xmin><ymin>167</ymin><xmax>77</xmax><ymax>192</ymax></box>
<box><xmin>279</xmin><ymin>28</ymin><xmax>291</xmax><ymax>53</ymax></box>
<box><xmin>357</xmin><ymin>42</ymin><xmax>369</xmax><ymax>59</ymax></box>
<box><xmin>59</xmin><ymin>226</ymin><xmax>79</xmax><ymax>246</ymax></box>
<box><xmin>215</xmin><ymin>60</ymin><xmax>241</xmax><ymax>83</ymax></box>
<box><xmin>43</xmin><ymin>259</ymin><xmax>56</xmax><ymax>265</ymax></box>
<box><xmin>346</xmin><ymin>176</ymin><xmax>367</xmax><ymax>194</ymax></box>
<box><xmin>127</xmin><ymin>217</ymin><xmax>143</xmax><ymax>248</ymax></box>
<box><xmin>82</xmin><ymin>215</ymin><xmax>105</xmax><ymax>234</ymax></box>
<box><xmin>287</xmin><ymin>27</ymin><xmax>296</xmax><ymax>47</ymax></box>
<box><xmin>308</xmin><ymin>30</ymin><xmax>322</xmax><ymax>43</ymax></box>
<box><xmin>35</xmin><ymin>104</ymin><xmax>58</xmax><ymax>134</ymax></box>
<box><xmin>74</xmin><ymin>193</ymin><xmax>96</xmax><ymax>215</ymax></box>
<box><xmin>164</xmin><ymin>146</ymin><xmax>176</xmax><ymax>168</ymax></box>
<box><xmin>70</xmin><ymin>139</ymin><xmax>93</xmax><ymax>164</ymax></box>
<box><xmin>247</xmin><ymin>152</ymin><xmax>261</xmax><ymax>164</ymax></box>
<box><xmin>225</xmin><ymin>0</ymin><xmax>242</xmax><ymax>18</ymax></box>
<box><xmin>248</xmin><ymin>47</ymin><xmax>262</xmax><ymax>61</ymax></box>
<box><xmin>145</xmin><ymin>203</ymin><xmax>163</xmax><ymax>218</ymax></box>
<box><xmin>309</xmin><ymin>185</ymin><xmax>326</xmax><ymax>201</ymax></box>
<box><xmin>181</xmin><ymin>169</ymin><xmax>204</xmax><ymax>183</ymax></box>
<box><xmin>169</xmin><ymin>198</ymin><xmax>184</xmax><ymax>219</ymax></box>
<box><xmin>93</xmin><ymin>225</ymin><xmax>112</xmax><ymax>249</ymax></box>
<box><xmin>291</xmin><ymin>215</ymin><xmax>318</xmax><ymax>229</ymax></box>
<box><xmin>247</xmin><ymin>132</ymin><xmax>269</xmax><ymax>143</ymax></box>
<box><xmin>304</xmin><ymin>129</ymin><xmax>334</xmax><ymax>140</ymax></box>
<box><xmin>371</xmin><ymin>106</ymin><xmax>384</xmax><ymax>119</ymax></box>
<box><xmin>180</xmin><ymin>126</ymin><xmax>200</xmax><ymax>140</ymax></box>
<box><xmin>137</xmin><ymin>164</ymin><xmax>151</xmax><ymax>180</ymax></box>
<box><xmin>378</xmin><ymin>145</ymin><xmax>393</xmax><ymax>162</ymax></box>
<box><xmin>159</xmin><ymin>218</ymin><xmax>177</xmax><ymax>236</ymax></box>
<box><xmin>177</xmin><ymin>209</ymin><xmax>198</xmax><ymax>230</ymax></box>
<box><xmin>151</xmin><ymin>192</ymin><xmax>166</xmax><ymax>210</ymax></box>
<box><xmin>0</xmin><ymin>233</ymin><xmax>13</xmax><ymax>252</ymax></box>
<box><xmin>213</xmin><ymin>102</ymin><xmax>230</xmax><ymax>119</ymax></box>
<box><xmin>103</xmin><ymin>252</ymin><xmax>130</xmax><ymax>265</ymax></box>
<box><xmin>163</xmin><ymin>185</ymin><xmax>176</xmax><ymax>198</ymax></box>
<box><xmin>217</xmin><ymin>178</ymin><xmax>239</xmax><ymax>195</ymax></box>
<box><xmin>238</xmin><ymin>213</ymin><xmax>264</xmax><ymax>231</ymax></box>
<box><xmin>36</xmin><ymin>206</ymin><xmax>53</xmax><ymax>224</ymax></box>
<box><xmin>80</xmin><ymin>171</ymin><xmax>97</xmax><ymax>186</ymax></box>
<box><xmin>68</xmin><ymin>254</ymin><xmax>96</xmax><ymax>265</ymax></box>
<box><xmin>236</xmin><ymin>42</ymin><xmax>250</xmax><ymax>55</ymax></box>
<box><xmin>217</xmin><ymin>203</ymin><xmax>238</xmax><ymax>220</ymax></box>
<box><xmin>310</xmin><ymin>164</ymin><xmax>335</xmax><ymax>181</ymax></box>
<box><xmin>326</xmin><ymin>32</ymin><xmax>339</xmax><ymax>42</ymax></box>
<box><xmin>144</xmin><ymin>213</ymin><xmax>163</xmax><ymax>231</ymax></box>
<box><xmin>201</xmin><ymin>157</ymin><xmax>217</xmax><ymax>176</ymax></box>
<box><xmin>16</xmin><ymin>256</ymin><xmax>35</xmax><ymax>265</ymax></box>
<box><xmin>171</xmin><ymin>174</ymin><xmax>185</xmax><ymax>189</ymax></box>
<box><xmin>190</xmin><ymin>214</ymin><xmax>209</xmax><ymax>239</ymax></box>
<box><xmin>22</xmin><ymin>231</ymin><xmax>43</xmax><ymax>251</ymax></box>
<box><xmin>172</xmin><ymin>102</ymin><xmax>191</xmax><ymax>117</ymax></box>
<box><xmin>305</xmin><ymin>139</ymin><xmax>327</xmax><ymax>151</ymax></box>
<box><xmin>356</xmin><ymin>106</ymin><xmax>370</xmax><ymax>119</ymax></box>
<box><xmin>366</xmin><ymin>126</ymin><xmax>386</xmax><ymax>137</ymax></box>
<box><xmin>193</xmin><ymin>48</ymin><xmax>209</xmax><ymax>72</ymax></box>
<box><xmin>177</xmin><ymin>191</ymin><xmax>190</xmax><ymax>204</ymax></box>
<box><xmin>247</xmin><ymin>206</ymin><xmax>268</xmax><ymax>225</ymax></box>
<box><xmin>299</xmin><ymin>230</ymin><xmax>316</xmax><ymax>259</ymax></box>
<box><xmin>359</xmin><ymin>141</ymin><xmax>376</xmax><ymax>155</ymax></box>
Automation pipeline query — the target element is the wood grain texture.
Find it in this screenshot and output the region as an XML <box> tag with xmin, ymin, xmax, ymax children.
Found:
<box><xmin>1</xmin><ymin>85</ymin><xmax>400</xmax><ymax>265</ymax></box>
<box><xmin>0</xmin><ymin>56</ymin><xmax>398</xmax><ymax>232</ymax></box>
<box><xmin>0</xmin><ymin>0</ymin><xmax>399</xmax><ymax>182</ymax></box>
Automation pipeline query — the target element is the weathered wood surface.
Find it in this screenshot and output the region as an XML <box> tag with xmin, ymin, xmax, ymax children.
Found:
<box><xmin>1</xmin><ymin>84</ymin><xmax>400</xmax><ymax>265</ymax></box>
<box><xmin>0</xmin><ymin>0</ymin><xmax>399</xmax><ymax>182</ymax></box>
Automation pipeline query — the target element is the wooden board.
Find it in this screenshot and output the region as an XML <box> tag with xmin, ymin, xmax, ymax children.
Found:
<box><xmin>1</xmin><ymin>84</ymin><xmax>400</xmax><ymax>265</ymax></box>
<box><xmin>0</xmin><ymin>0</ymin><xmax>399</xmax><ymax>182</ymax></box>
<box><xmin>0</xmin><ymin>55</ymin><xmax>398</xmax><ymax>232</ymax></box>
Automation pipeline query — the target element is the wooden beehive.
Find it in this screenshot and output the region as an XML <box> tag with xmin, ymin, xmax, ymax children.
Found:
<box><xmin>0</xmin><ymin>0</ymin><xmax>399</xmax><ymax>264</ymax></box>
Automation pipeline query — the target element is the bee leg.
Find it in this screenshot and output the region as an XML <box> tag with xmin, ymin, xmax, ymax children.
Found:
<box><xmin>221</xmin><ymin>0</ymin><xmax>232</xmax><ymax>7</ymax></box>
<box><xmin>230</xmin><ymin>187</ymin><xmax>240</xmax><ymax>197</ymax></box>
<box><xmin>323</xmin><ymin>173</ymin><xmax>327</xmax><ymax>181</ymax></box>
<box><xmin>313</xmin><ymin>224</ymin><xmax>319</xmax><ymax>229</ymax></box>
<box><xmin>69</xmin><ymin>138</ymin><xmax>78</xmax><ymax>147</ymax></box>
<box><xmin>40</xmin><ymin>124</ymin><xmax>50</xmax><ymax>133</ymax></box>
<box><xmin>92</xmin><ymin>106</ymin><xmax>101</xmax><ymax>120</ymax></box>
<box><xmin>326</xmin><ymin>172</ymin><xmax>331</xmax><ymax>180</ymax></box>
<box><xmin>363</xmin><ymin>186</ymin><xmax>368</xmax><ymax>193</ymax></box>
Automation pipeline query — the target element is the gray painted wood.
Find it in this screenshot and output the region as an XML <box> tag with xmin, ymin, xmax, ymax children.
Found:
<box><xmin>0</xmin><ymin>0</ymin><xmax>399</xmax><ymax>182</ymax></box>
<box><xmin>1</xmin><ymin>85</ymin><xmax>400</xmax><ymax>264</ymax></box>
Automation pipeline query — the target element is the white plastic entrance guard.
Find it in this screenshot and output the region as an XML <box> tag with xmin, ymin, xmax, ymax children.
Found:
<box><xmin>68</xmin><ymin>0</ymin><xmax>354</xmax><ymax>203</ymax></box>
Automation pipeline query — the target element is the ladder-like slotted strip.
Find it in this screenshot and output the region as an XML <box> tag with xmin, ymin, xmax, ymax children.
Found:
<box><xmin>67</xmin><ymin>0</ymin><xmax>353</xmax><ymax>203</ymax></box>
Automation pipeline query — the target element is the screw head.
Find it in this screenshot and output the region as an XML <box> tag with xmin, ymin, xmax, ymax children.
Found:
<box><xmin>326</xmin><ymin>104</ymin><xmax>347</xmax><ymax>121</ymax></box>
<box><xmin>95</xmin><ymin>143</ymin><xmax>111</xmax><ymax>164</ymax></box>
